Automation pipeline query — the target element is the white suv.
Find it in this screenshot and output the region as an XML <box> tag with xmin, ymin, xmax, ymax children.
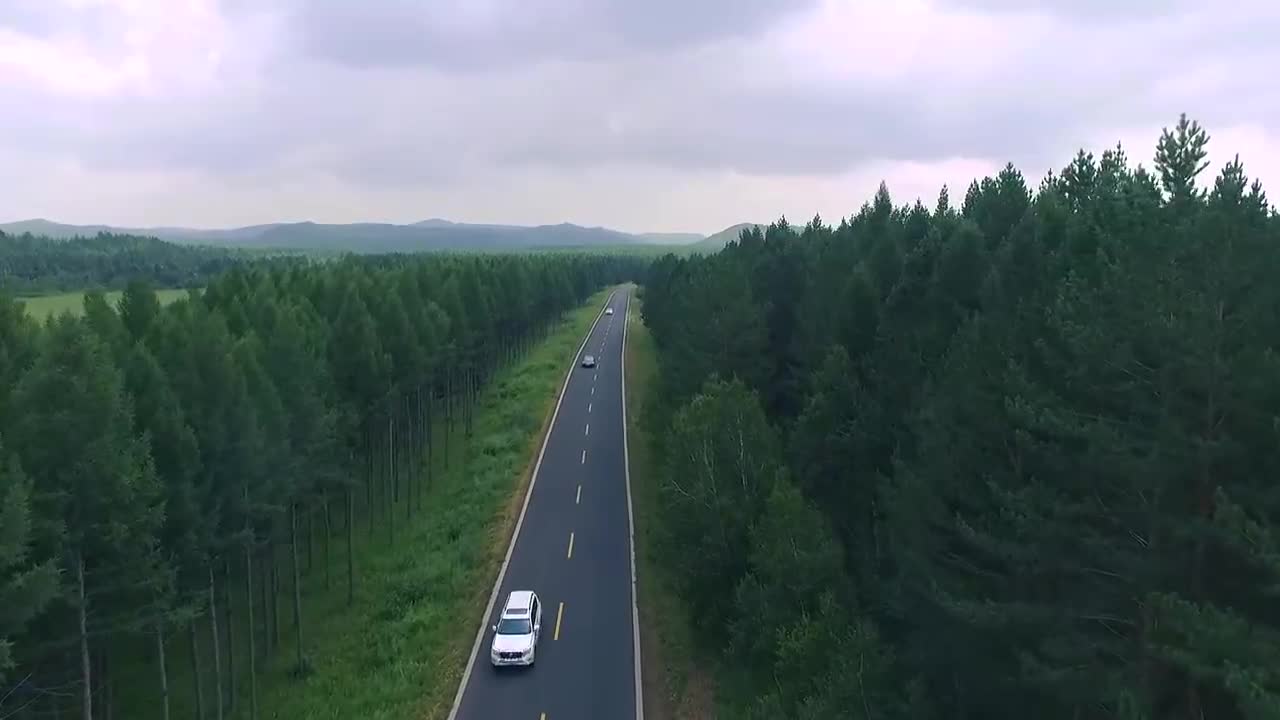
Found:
<box><xmin>490</xmin><ymin>590</ymin><xmax>542</xmax><ymax>667</ymax></box>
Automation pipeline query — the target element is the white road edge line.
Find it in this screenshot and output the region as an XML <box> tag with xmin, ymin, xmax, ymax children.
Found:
<box><xmin>446</xmin><ymin>290</ymin><xmax>616</xmax><ymax>720</ymax></box>
<box><xmin>620</xmin><ymin>286</ymin><xmax>645</xmax><ymax>720</ymax></box>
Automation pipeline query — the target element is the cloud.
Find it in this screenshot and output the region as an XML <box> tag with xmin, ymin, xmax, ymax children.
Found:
<box><xmin>0</xmin><ymin>0</ymin><xmax>1276</xmax><ymax>232</ymax></box>
<box><xmin>283</xmin><ymin>0</ymin><xmax>819</xmax><ymax>70</ymax></box>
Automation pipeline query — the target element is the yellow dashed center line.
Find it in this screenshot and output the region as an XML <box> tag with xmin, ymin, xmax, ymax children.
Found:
<box><xmin>554</xmin><ymin>602</ymin><xmax>564</xmax><ymax>640</ymax></box>
<box><xmin>567</xmin><ymin>532</ymin><xmax>575</xmax><ymax>559</ymax></box>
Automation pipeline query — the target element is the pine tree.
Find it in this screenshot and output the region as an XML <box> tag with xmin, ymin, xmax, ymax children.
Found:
<box><xmin>658</xmin><ymin>378</ymin><xmax>781</xmax><ymax>642</ymax></box>
<box><xmin>0</xmin><ymin>444</ymin><xmax>59</xmax><ymax>683</ymax></box>
<box><xmin>7</xmin><ymin>315</ymin><xmax>163</xmax><ymax>720</ymax></box>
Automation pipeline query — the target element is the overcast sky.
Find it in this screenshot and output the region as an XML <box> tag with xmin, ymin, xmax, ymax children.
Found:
<box><xmin>1</xmin><ymin>0</ymin><xmax>1276</xmax><ymax>235</ymax></box>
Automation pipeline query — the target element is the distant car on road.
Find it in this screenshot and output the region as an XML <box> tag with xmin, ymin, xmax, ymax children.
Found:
<box><xmin>605</xmin><ymin>307</ymin><xmax>614</xmax><ymax>315</ymax></box>
<box><xmin>581</xmin><ymin>354</ymin><xmax>596</xmax><ymax>368</ymax></box>
<box><xmin>491</xmin><ymin>590</ymin><xmax>542</xmax><ymax>667</ymax></box>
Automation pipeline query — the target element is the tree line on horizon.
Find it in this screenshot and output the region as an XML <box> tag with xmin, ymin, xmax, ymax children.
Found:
<box><xmin>0</xmin><ymin>251</ymin><xmax>644</xmax><ymax>720</ymax></box>
<box><xmin>0</xmin><ymin>232</ymin><xmax>261</xmax><ymax>295</ymax></box>
<box><xmin>640</xmin><ymin>115</ymin><xmax>1280</xmax><ymax>719</ymax></box>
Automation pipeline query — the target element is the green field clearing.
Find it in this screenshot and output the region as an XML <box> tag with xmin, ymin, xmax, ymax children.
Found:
<box><xmin>17</xmin><ymin>288</ymin><xmax>192</xmax><ymax>319</ymax></box>
<box><xmin>108</xmin><ymin>287</ymin><xmax>617</xmax><ymax>720</ymax></box>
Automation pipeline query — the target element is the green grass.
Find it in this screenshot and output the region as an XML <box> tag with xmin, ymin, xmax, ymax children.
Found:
<box><xmin>625</xmin><ymin>296</ymin><xmax>717</xmax><ymax>719</ymax></box>
<box><xmin>17</xmin><ymin>288</ymin><xmax>192</xmax><ymax>319</ymax></box>
<box><xmin>110</xmin><ymin>287</ymin><xmax>617</xmax><ymax>720</ymax></box>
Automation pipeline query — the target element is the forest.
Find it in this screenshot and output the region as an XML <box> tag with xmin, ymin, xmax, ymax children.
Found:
<box><xmin>0</xmin><ymin>251</ymin><xmax>644</xmax><ymax>719</ymax></box>
<box><xmin>0</xmin><ymin>232</ymin><xmax>253</xmax><ymax>294</ymax></box>
<box><xmin>640</xmin><ymin>115</ymin><xmax>1280</xmax><ymax>719</ymax></box>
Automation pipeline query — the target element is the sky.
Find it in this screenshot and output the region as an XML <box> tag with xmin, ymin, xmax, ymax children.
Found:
<box><xmin>0</xmin><ymin>0</ymin><xmax>1276</xmax><ymax>236</ymax></box>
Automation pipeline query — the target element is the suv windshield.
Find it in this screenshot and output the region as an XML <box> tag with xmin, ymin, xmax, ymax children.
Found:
<box><xmin>496</xmin><ymin>616</ymin><xmax>532</xmax><ymax>635</ymax></box>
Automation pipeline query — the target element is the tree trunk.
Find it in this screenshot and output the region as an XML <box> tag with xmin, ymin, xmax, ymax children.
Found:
<box><xmin>466</xmin><ymin>368</ymin><xmax>475</xmax><ymax>437</ymax></box>
<box><xmin>208</xmin><ymin>566</ymin><xmax>223</xmax><ymax>720</ymax></box>
<box><xmin>76</xmin><ymin>555</ymin><xmax>92</xmax><ymax>720</ymax></box>
<box><xmin>222</xmin><ymin>557</ymin><xmax>234</xmax><ymax>712</ymax></box>
<box><xmin>103</xmin><ymin>650</ymin><xmax>112</xmax><ymax>720</ymax></box>
<box><xmin>156</xmin><ymin>619</ymin><xmax>170</xmax><ymax>720</ymax></box>
<box><xmin>271</xmin><ymin>546</ymin><xmax>281</xmax><ymax>651</ymax></box>
<box><xmin>366</xmin><ymin>423</ymin><xmax>375</xmax><ymax>539</ymax></box>
<box><xmin>257</xmin><ymin>549</ymin><xmax>271</xmax><ymax>657</ymax></box>
<box><xmin>323</xmin><ymin>497</ymin><xmax>333</xmax><ymax>590</ymax></box>
<box><xmin>290</xmin><ymin>502</ymin><xmax>305</xmax><ymax>673</ymax></box>
<box><xmin>346</xmin><ymin>488</ymin><xmax>355</xmax><ymax>607</ymax></box>
<box><xmin>407</xmin><ymin>392</ymin><xmax>416</xmax><ymax>522</ymax></box>
<box><xmin>426</xmin><ymin>393</ymin><xmax>434</xmax><ymax>494</ymax></box>
<box><xmin>444</xmin><ymin>370</ymin><xmax>452</xmax><ymax>469</ymax></box>
<box><xmin>307</xmin><ymin>506</ymin><xmax>314</xmax><ymax>575</ymax></box>
<box><xmin>244</xmin><ymin>544</ymin><xmax>258</xmax><ymax>720</ymax></box>
<box><xmin>387</xmin><ymin>414</ymin><xmax>395</xmax><ymax>544</ymax></box>
<box><xmin>189</xmin><ymin>620</ymin><xmax>204</xmax><ymax>720</ymax></box>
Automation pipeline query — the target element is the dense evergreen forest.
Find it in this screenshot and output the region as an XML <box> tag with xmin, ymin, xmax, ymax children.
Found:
<box><xmin>641</xmin><ymin>115</ymin><xmax>1280</xmax><ymax>719</ymax></box>
<box><xmin>0</xmin><ymin>232</ymin><xmax>250</xmax><ymax>294</ymax></box>
<box><xmin>0</xmin><ymin>251</ymin><xmax>643</xmax><ymax>719</ymax></box>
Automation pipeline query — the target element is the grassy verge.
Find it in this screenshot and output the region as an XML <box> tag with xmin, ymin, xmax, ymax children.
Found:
<box><xmin>18</xmin><ymin>288</ymin><xmax>191</xmax><ymax>319</ymax></box>
<box><xmin>111</xmin><ymin>287</ymin><xmax>616</xmax><ymax>720</ymax></box>
<box><xmin>625</xmin><ymin>295</ymin><xmax>717</xmax><ymax>719</ymax></box>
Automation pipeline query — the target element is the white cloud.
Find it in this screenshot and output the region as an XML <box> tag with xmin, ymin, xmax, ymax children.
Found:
<box><xmin>0</xmin><ymin>0</ymin><xmax>1275</xmax><ymax>231</ymax></box>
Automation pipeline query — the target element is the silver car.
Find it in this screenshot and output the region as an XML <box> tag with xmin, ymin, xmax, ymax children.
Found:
<box><xmin>490</xmin><ymin>590</ymin><xmax>542</xmax><ymax>667</ymax></box>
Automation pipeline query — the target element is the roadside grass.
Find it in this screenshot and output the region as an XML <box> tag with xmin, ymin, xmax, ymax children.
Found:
<box><xmin>111</xmin><ymin>287</ymin><xmax>616</xmax><ymax>720</ymax></box>
<box><xmin>625</xmin><ymin>296</ymin><xmax>717</xmax><ymax>719</ymax></box>
<box><xmin>17</xmin><ymin>287</ymin><xmax>191</xmax><ymax>319</ymax></box>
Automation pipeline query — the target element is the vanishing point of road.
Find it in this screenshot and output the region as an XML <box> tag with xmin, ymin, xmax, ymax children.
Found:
<box><xmin>447</xmin><ymin>287</ymin><xmax>643</xmax><ymax>720</ymax></box>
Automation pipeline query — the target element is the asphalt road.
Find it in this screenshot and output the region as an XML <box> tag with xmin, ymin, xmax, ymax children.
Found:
<box><xmin>448</xmin><ymin>287</ymin><xmax>641</xmax><ymax>720</ymax></box>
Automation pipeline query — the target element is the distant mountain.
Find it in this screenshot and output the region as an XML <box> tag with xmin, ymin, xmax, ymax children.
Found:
<box><xmin>637</xmin><ymin>232</ymin><xmax>706</xmax><ymax>245</ymax></box>
<box><xmin>0</xmin><ymin>217</ymin><xmax>718</xmax><ymax>253</ymax></box>
<box><xmin>690</xmin><ymin>222</ymin><xmax>765</xmax><ymax>253</ymax></box>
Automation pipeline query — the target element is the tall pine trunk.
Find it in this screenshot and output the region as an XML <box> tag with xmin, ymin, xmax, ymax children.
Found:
<box><xmin>443</xmin><ymin>370</ymin><xmax>452</xmax><ymax>468</ymax></box>
<box><xmin>222</xmin><ymin>558</ymin><xmax>234</xmax><ymax>712</ymax></box>
<box><xmin>257</xmin><ymin>550</ymin><xmax>271</xmax><ymax>657</ymax></box>
<box><xmin>244</xmin><ymin>544</ymin><xmax>258</xmax><ymax>720</ymax></box>
<box><xmin>306</xmin><ymin>507</ymin><xmax>314</xmax><ymax>574</ymax></box>
<box><xmin>409</xmin><ymin>390</ymin><xmax>419</xmax><ymax>518</ymax></box>
<box><xmin>387</xmin><ymin>413</ymin><xmax>395</xmax><ymax>544</ymax></box>
<box><xmin>365</xmin><ymin>423</ymin><xmax>374</xmax><ymax>538</ymax></box>
<box><xmin>208</xmin><ymin>566</ymin><xmax>223</xmax><ymax>720</ymax></box>
<box><xmin>346</xmin><ymin>488</ymin><xmax>355</xmax><ymax>607</ymax></box>
<box><xmin>426</xmin><ymin>393</ymin><xmax>434</xmax><ymax>495</ymax></box>
<box><xmin>76</xmin><ymin>555</ymin><xmax>92</xmax><ymax>720</ymax></box>
<box><xmin>106</xmin><ymin>652</ymin><xmax>114</xmax><ymax>720</ymax></box>
<box><xmin>323</xmin><ymin>496</ymin><xmax>333</xmax><ymax>590</ymax></box>
<box><xmin>290</xmin><ymin>502</ymin><xmax>305</xmax><ymax>673</ymax></box>
<box><xmin>189</xmin><ymin>620</ymin><xmax>204</xmax><ymax>720</ymax></box>
<box><xmin>271</xmin><ymin>546</ymin><xmax>281</xmax><ymax>651</ymax></box>
<box><xmin>155</xmin><ymin>620</ymin><xmax>170</xmax><ymax>720</ymax></box>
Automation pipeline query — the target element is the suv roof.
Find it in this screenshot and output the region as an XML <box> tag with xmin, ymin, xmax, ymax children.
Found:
<box><xmin>503</xmin><ymin>590</ymin><xmax>534</xmax><ymax>615</ymax></box>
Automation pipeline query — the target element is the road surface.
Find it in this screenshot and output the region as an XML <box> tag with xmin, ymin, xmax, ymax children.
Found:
<box><xmin>448</xmin><ymin>287</ymin><xmax>641</xmax><ymax>720</ymax></box>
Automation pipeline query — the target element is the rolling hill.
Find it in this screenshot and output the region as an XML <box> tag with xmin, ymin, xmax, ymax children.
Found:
<box><xmin>689</xmin><ymin>222</ymin><xmax>765</xmax><ymax>253</ymax></box>
<box><xmin>0</xmin><ymin>218</ymin><xmax>711</xmax><ymax>253</ymax></box>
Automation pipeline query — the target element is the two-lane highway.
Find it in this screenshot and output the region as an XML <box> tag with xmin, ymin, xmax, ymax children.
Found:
<box><xmin>448</xmin><ymin>287</ymin><xmax>640</xmax><ymax>720</ymax></box>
